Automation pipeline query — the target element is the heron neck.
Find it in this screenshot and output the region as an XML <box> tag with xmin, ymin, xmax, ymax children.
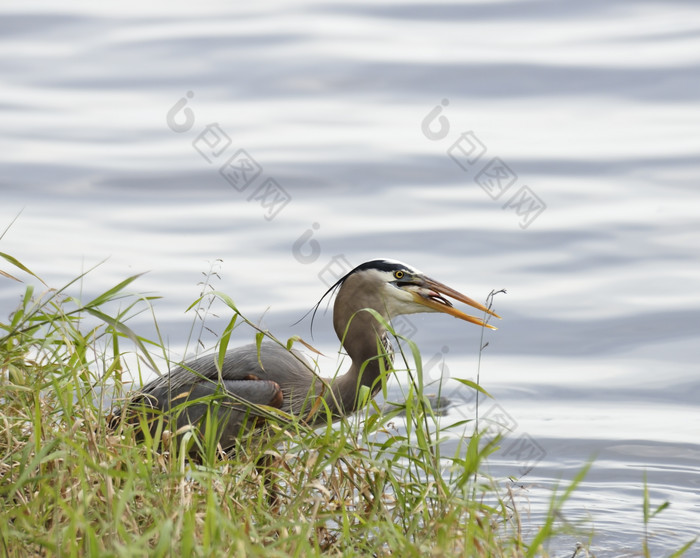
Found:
<box><xmin>330</xmin><ymin>298</ymin><xmax>392</xmax><ymax>416</ymax></box>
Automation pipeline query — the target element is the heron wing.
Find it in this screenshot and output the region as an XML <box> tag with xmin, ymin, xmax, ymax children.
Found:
<box><xmin>126</xmin><ymin>341</ymin><xmax>311</xmax><ymax>452</ymax></box>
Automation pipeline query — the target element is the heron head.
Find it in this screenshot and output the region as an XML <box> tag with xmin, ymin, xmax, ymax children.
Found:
<box><xmin>339</xmin><ymin>259</ymin><xmax>500</xmax><ymax>329</ymax></box>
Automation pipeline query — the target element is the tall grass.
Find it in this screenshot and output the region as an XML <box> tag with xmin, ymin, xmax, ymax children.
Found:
<box><xmin>0</xmin><ymin>253</ymin><xmax>694</xmax><ymax>557</ymax></box>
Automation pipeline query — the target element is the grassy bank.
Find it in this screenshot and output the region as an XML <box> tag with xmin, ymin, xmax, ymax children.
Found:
<box><xmin>0</xmin><ymin>253</ymin><xmax>693</xmax><ymax>557</ymax></box>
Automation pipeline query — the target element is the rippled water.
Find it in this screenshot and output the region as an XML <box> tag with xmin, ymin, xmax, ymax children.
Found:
<box><xmin>2</xmin><ymin>2</ymin><xmax>699</xmax><ymax>555</ymax></box>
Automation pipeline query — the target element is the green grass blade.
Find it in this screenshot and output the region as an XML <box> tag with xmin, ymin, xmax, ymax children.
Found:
<box><xmin>455</xmin><ymin>378</ymin><xmax>493</xmax><ymax>399</ymax></box>
<box><xmin>668</xmin><ymin>538</ymin><xmax>698</xmax><ymax>558</ymax></box>
<box><xmin>83</xmin><ymin>307</ymin><xmax>159</xmax><ymax>372</ymax></box>
<box><xmin>0</xmin><ymin>251</ymin><xmax>48</xmax><ymax>286</ymax></box>
<box><xmin>85</xmin><ymin>272</ymin><xmax>147</xmax><ymax>307</ymax></box>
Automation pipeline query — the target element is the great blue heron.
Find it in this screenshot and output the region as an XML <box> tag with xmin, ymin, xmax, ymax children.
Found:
<box><xmin>120</xmin><ymin>259</ymin><xmax>500</xmax><ymax>453</ymax></box>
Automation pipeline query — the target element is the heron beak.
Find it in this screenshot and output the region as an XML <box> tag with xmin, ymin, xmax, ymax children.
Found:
<box><xmin>409</xmin><ymin>277</ymin><xmax>501</xmax><ymax>330</ymax></box>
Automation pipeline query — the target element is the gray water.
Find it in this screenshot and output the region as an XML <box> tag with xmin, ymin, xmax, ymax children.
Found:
<box><xmin>1</xmin><ymin>2</ymin><xmax>699</xmax><ymax>555</ymax></box>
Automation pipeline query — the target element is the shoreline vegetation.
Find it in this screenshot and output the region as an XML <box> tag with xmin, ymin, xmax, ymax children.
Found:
<box><xmin>0</xmin><ymin>252</ymin><xmax>694</xmax><ymax>557</ymax></box>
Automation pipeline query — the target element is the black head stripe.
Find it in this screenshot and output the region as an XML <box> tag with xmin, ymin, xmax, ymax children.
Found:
<box><xmin>292</xmin><ymin>259</ymin><xmax>416</xmax><ymax>336</ymax></box>
<box><xmin>349</xmin><ymin>259</ymin><xmax>415</xmax><ymax>275</ymax></box>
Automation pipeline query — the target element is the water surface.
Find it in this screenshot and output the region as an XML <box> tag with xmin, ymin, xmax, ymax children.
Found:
<box><xmin>1</xmin><ymin>1</ymin><xmax>699</xmax><ymax>555</ymax></box>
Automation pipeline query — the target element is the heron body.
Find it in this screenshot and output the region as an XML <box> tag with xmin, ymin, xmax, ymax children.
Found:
<box><xmin>124</xmin><ymin>259</ymin><xmax>499</xmax><ymax>452</ymax></box>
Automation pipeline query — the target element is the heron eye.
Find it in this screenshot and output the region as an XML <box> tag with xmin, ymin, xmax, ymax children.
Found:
<box><xmin>394</xmin><ymin>270</ymin><xmax>404</xmax><ymax>280</ymax></box>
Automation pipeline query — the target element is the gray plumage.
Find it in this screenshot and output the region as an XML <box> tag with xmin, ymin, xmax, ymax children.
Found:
<box><xmin>120</xmin><ymin>259</ymin><xmax>499</xmax><ymax>453</ymax></box>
